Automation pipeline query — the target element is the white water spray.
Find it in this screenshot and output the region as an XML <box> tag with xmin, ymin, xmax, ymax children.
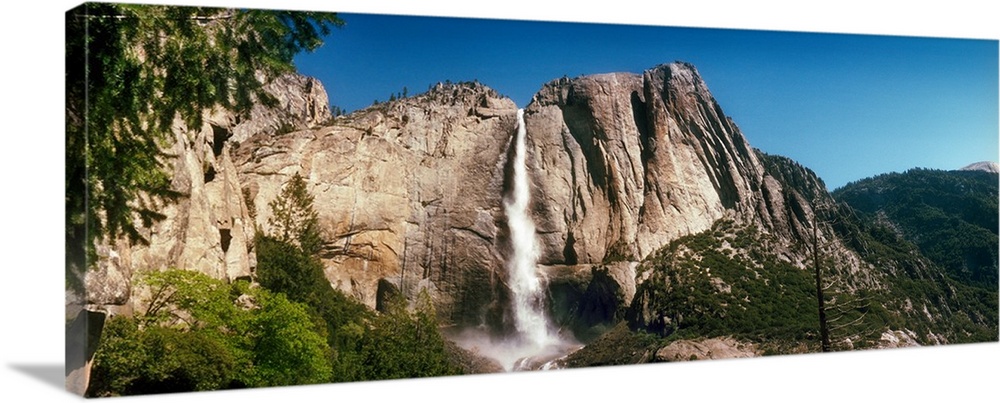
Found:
<box><xmin>505</xmin><ymin>109</ymin><xmax>559</xmax><ymax>351</ymax></box>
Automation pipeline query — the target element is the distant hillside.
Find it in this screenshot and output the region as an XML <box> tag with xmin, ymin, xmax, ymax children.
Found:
<box><xmin>833</xmin><ymin>168</ymin><xmax>998</xmax><ymax>289</ymax></box>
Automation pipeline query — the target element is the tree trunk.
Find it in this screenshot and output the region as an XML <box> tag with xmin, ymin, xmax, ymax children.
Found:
<box><xmin>814</xmin><ymin>221</ymin><xmax>831</xmax><ymax>352</ymax></box>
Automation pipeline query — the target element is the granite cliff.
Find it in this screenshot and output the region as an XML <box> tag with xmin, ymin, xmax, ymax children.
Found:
<box><xmin>233</xmin><ymin>81</ymin><xmax>519</xmax><ymax>326</ymax></box>
<box><xmin>222</xmin><ymin>62</ymin><xmax>844</xmax><ymax>337</ymax></box>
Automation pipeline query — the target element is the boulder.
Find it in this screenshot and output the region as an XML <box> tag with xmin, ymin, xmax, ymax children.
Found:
<box><xmin>655</xmin><ymin>337</ymin><xmax>758</xmax><ymax>361</ymax></box>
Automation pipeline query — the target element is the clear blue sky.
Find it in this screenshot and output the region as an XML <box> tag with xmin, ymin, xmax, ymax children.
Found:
<box><xmin>293</xmin><ymin>12</ymin><xmax>998</xmax><ymax>190</ymax></box>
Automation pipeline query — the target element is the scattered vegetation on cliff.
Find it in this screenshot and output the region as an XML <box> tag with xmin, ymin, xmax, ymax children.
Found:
<box><xmin>566</xmin><ymin>160</ymin><xmax>999</xmax><ymax>367</ymax></box>
<box><xmin>627</xmin><ymin>220</ymin><xmax>822</xmax><ymax>346</ymax></box>
<box><xmin>586</xmin><ymin>167</ymin><xmax>999</xmax><ymax>364</ymax></box>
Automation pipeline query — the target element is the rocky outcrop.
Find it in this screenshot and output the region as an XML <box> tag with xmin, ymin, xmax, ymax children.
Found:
<box><xmin>525</xmin><ymin>72</ymin><xmax>651</xmax><ymax>266</ymax></box>
<box><xmin>122</xmin><ymin>109</ymin><xmax>256</xmax><ymax>284</ymax></box>
<box><xmin>876</xmin><ymin>329</ymin><xmax>922</xmax><ymax>348</ymax></box>
<box><xmin>522</xmin><ymin>63</ymin><xmax>841</xmax><ymax>335</ymax></box>
<box><xmin>523</xmin><ymin>63</ymin><xmax>916</xmax><ymax>345</ymax></box>
<box><xmin>231</xmin><ymin>74</ymin><xmax>333</xmax><ymax>143</ymax></box>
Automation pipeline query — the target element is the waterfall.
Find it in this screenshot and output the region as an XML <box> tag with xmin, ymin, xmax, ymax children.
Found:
<box><xmin>504</xmin><ymin>108</ymin><xmax>558</xmax><ymax>350</ymax></box>
<box><xmin>448</xmin><ymin>108</ymin><xmax>579</xmax><ymax>372</ymax></box>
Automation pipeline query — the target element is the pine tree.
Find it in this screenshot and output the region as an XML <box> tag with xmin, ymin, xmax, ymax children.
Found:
<box><xmin>267</xmin><ymin>173</ymin><xmax>323</xmax><ymax>256</ymax></box>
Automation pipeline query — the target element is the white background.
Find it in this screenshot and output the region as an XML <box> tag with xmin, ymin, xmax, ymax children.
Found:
<box><xmin>1</xmin><ymin>1</ymin><xmax>997</xmax><ymax>402</ymax></box>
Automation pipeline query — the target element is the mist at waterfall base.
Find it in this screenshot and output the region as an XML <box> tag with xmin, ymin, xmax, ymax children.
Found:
<box><xmin>449</xmin><ymin>109</ymin><xmax>581</xmax><ymax>371</ymax></box>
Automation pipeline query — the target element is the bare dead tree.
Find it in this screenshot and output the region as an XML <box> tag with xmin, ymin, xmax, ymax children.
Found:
<box><xmin>811</xmin><ymin>196</ymin><xmax>885</xmax><ymax>352</ymax></box>
<box><xmin>812</xmin><ymin>215</ymin><xmax>831</xmax><ymax>352</ymax></box>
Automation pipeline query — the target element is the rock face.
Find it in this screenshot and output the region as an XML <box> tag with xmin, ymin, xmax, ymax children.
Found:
<box><xmin>524</xmin><ymin>63</ymin><xmax>831</xmax><ymax>268</ymax></box>
<box><xmin>123</xmin><ymin>109</ymin><xmax>255</xmax><ymax>283</ymax></box>
<box><xmin>230</xmin><ymin>74</ymin><xmax>333</xmax><ymax>143</ymax></box>
<box><xmin>233</xmin><ymin>82</ymin><xmax>519</xmax><ymax>326</ymax></box>
<box><xmin>524</xmin><ymin>63</ymin><xmax>779</xmax><ymax>267</ymax></box>
<box><xmin>522</xmin><ymin>63</ymin><xmax>838</xmax><ymax>336</ymax></box>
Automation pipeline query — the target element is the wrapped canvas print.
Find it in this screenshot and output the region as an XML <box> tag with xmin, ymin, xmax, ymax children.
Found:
<box><xmin>64</xmin><ymin>0</ymin><xmax>998</xmax><ymax>399</ymax></box>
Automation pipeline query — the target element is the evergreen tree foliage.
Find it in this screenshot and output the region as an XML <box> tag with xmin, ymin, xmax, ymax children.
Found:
<box><xmin>254</xmin><ymin>174</ymin><xmax>459</xmax><ymax>382</ymax></box>
<box><xmin>254</xmin><ymin>233</ymin><xmax>370</xmax><ymax>351</ymax></box>
<box><xmin>254</xmin><ymin>233</ymin><xmax>374</xmax><ymax>383</ymax></box>
<box><xmin>257</xmin><ymin>173</ymin><xmax>369</xmax><ymax>351</ymax></box>
<box><xmin>65</xmin><ymin>3</ymin><xmax>343</xmax><ymax>291</ymax></box>
<box><xmin>267</xmin><ymin>172</ymin><xmax>323</xmax><ymax>256</ymax></box>
<box><xmin>255</xmin><ymin>173</ymin><xmax>372</xmax><ymax>380</ymax></box>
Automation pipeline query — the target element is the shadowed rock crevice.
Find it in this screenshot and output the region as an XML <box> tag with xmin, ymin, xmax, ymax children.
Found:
<box><xmin>560</xmin><ymin>92</ymin><xmax>610</xmax><ymax>193</ymax></box>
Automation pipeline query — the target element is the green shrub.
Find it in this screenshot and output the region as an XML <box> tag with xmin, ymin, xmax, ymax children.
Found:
<box><xmin>356</xmin><ymin>290</ymin><xmax>461</xmax><ymax>380</ymax></box>
<box><xmin>87</xmin><ymin>270</ymin><xmax>333</xmax><ymax>396</ymax></box>
<box><xmin>87</xmin><ymin>316</ymin><xmax>238</xmax><ymax>395</ymax></box>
